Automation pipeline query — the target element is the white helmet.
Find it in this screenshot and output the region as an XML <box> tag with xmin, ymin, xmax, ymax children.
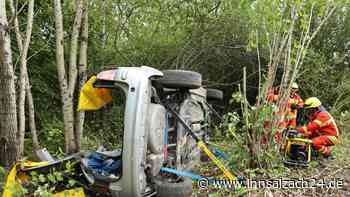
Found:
<box><xmin>291</xmin><ymin>82</ymin><xmax>299</xmax><ymax>89</ymax></box>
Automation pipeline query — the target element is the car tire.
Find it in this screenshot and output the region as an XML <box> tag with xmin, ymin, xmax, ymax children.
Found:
<box><xmin>206</xmin><ymin>88</ymin><xmax>223</xmax><ymax>100</ymax></box>
<box><xmin>154</xmin><ymin>177</ymin><xmax>193</xmax><ymax>197</ymax></box>
<box><xmin>157</xmin><ymin>70</ymin><xmax>202</xmax><ymax>89</ymax></box>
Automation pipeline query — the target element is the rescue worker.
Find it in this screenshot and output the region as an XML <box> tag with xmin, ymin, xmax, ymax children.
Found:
<box><xmin>265</xmin><ymin>83</ymin><xmax>303</xmax><ymax>144</ymax></box>
<box><xmin>285</xmin><ymin>82</ymin><xmax>304</xmax><ymax>128</ymax></box>
<box><xmin>297</xmin><ymin>97</ymin><xmax>339</xmax><ymax>159</ymax></box>
<box><xmin>261</xmin><ymin>86</ymin><xmax>280</xmax><ymax>144</ymax></box>
<box><xmin>266</xmin><ymin>86</ymin><xmax>279</xmax><ymax>103</ymax></box>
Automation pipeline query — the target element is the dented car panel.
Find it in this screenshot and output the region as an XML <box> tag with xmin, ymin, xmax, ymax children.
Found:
<box><xmin>98</xmin><ymin>66</ymin><xmax>163</xmax><ymax>197</ymax></box>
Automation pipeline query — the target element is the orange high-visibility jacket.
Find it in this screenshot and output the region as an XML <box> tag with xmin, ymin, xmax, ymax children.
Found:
<box><xmin>298</xmin><ymin>110</ymin><xmax>339</xmax><ymax>138</ymax></box>
<box><xmin>267</xmin><ymin>88</ymin><xmax>279</xmax><ymax>103</ymax></box>
<box><xmin>288</xmin><ymin>94</ymin><xmax>303</xmax><ymax>109</ymax></box>
<box><xmin>286</xmin><ymin>93</ymin><xmax>303</xmax><ymax>119</ymax></box>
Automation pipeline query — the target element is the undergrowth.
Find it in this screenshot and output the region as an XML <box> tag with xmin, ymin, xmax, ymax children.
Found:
<box><xmin>193</xmin><ymin>116</ymin><xmax>350</xmax><ymax>197</ymax></box>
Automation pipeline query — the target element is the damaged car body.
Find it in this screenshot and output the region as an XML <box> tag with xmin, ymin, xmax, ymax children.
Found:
<box><xmin>84</xmin><ymin>66</ymin><xmax>214</xmax><ymax>197</ymax></box>
<box><xmin>2</xmin><ymin>66</ymin><xmax>225</xmax><ymax>197</ymax></box>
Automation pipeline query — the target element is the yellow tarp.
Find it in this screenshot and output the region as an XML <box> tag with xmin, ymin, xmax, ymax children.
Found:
<box><xmin>53</xmin><ymin>188</ymin><xmax>85</xmax><ymax>197</ymax></box>
<box><xmin>2</xmin><ymin>164</ymin><xmax>19</xmax><ymax>197</ymax></box>
<box><xmin>3</xmin><ymin>162</ymin><xmax>49</xmax><ymax>197</ymax></box>
<box><xmin>77</xmin><ymin>76</ymin><xmax>112</xmax><ymax>111</ymax></box>
<box><xmin>2</xmin><ymin>162</ymin><xmax>85</xmax><ymax>197</ymax></box>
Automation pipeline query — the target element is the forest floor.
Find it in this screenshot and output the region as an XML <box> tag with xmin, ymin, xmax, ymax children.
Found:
<box><xmin>194</xmin><ymin>133</ymin><xmax>350</xmax><ymax>197</ymax></box>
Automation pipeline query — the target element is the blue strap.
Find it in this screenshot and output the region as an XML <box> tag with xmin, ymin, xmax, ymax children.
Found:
<box><xmin>160</xmin><ymin>167</ymin><xmax>206</xmax><ymax>181</ymax></box>
<box><xmin>211</xmin><ymin>147</ymin><xmax>229</xmax><ymax>161</ymax></box>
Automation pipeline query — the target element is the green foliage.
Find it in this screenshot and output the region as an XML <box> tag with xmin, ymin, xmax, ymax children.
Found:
<box><xmin>221</xmin><ymin>0</ymin><xmax>350</xmax><ymax>170</ymax></box>
<box><xmin>300</xmin><ymin>50</ymin><xmax>350</xmax><ymax>113</ymax></box>
<box><xmin>38</xmin><ymin>119</ymin><xmax>65</xmax><ymax>157</ymax></box>
<box><xmin>26</xmin><ymin>161</ymin><xmax>79</xmax><ymax>196</ymax></box>
<box><xmin>3</xmin><ymin>1</ymin><xmax>350</xmax><ymax>197</ymax></box>
<box><xmin>0</xmin><ymin>165</ymin><xmax>5</xmax><ymax>179</ymax></box>
<box><xmin>222</xmin><ymin>112</ymin><xmax>240</xmax><ymax>136</ymax></box>
<box><xmin>13</xmin><ymin>0</ymin><xmax>257</xmax><ymax>159</ymax></box>
<box><xmin>0</xmin><ymin>166</ymin><xmax>5</xmax><ymax>191</ymax></box>
<box><xmin>7</xmin><ymin>0</ymin><xmax>349</xmax><ymax>177</ymax></box>
<box><xmin>7</xmin><ymin>184</ymin><xmax>28</xmax><ymax>197</ymax></box>
<box><xmin>223</xmin><ymin>90</ymin><xmax>282</xmax><ymax>168</ymax></box>
<box><xmin>82</xmin><ymin>89</ymin><xmax>125</xmax><ymax>150</ymax></box>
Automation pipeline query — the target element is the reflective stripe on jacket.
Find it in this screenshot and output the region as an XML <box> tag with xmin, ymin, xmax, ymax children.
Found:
<box><xmin>298</xmin><ymin>110</ymin><xmax>339</xmax><ymax>137</ymax></box>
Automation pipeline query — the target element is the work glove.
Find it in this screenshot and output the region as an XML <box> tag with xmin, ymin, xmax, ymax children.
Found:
<box><xmin>297</xmin><ymin>127</ymin><xmax>303</xmax><ymax>134</ymax></box>
<box><xmin>291</xmin><ymin>103</ymin><xmax>298</xmax><ymax>110</ymax></box>
<box><xmin>297</xmin><ymin>127</ymin><xmax>309</xmax><ymax>138</ymax></box>
<box><xmin>296</xmin><ymin>132</ymin><xmax>304</xmax><ymax>138</ymax></box>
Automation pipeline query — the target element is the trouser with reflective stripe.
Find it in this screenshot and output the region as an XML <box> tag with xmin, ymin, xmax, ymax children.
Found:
<box><xmin>312</xmin><ymin>135</ymin><xmax>338</xmax><ymax>156</ymax></box>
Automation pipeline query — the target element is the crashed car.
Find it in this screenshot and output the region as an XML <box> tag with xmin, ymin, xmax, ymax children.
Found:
<box><xmin>78</xmin><ymin>66</ymin><xmax>224</xmax><ymax>197</ymax></box>
<box><xmin>2</xmin><ymin>66</ymin><xmax>225</xmax><ymax>197</ymax></box>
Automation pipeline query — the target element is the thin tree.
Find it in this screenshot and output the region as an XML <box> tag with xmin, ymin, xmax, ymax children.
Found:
<box><xmin>0</xmin><ymin>0</ymin><xmax>18</xmax><ymax>167</ymax></box>
<box><xmin>8</xmin><ymin>0</ymin><xmax>37</xmax><ymax>156</ymax></box>
<box><xmin>75</xmin><ymin>5</ymin><xmax>88</xmax><ymax>151</ymax></box>
<box><xmin>54</xmin><ymin>0</ymin><xmax>84</xmax><ymax>153</ymax></box>
<box><xmin>229</xmin><ymin>0</ymin><xmax>341</xmax><ymax>168</ymax></box>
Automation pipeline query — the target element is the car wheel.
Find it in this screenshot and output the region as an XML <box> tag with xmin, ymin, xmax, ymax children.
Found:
<box><xmin>206</xmin><ymin>88</ymin><xmax>223</xmax><ymax>101</ymax></box>
<box><xmin>154</xmin><ymin>177</ymin><xmax>193</xmax><ymax>197</ymax></box>
<box><xmin>156</xmin><ymin>70</ymin><xmax>202</xmax><ymax>89</ymax></box>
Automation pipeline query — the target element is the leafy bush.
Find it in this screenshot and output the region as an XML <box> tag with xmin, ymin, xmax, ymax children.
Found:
<box><xmin>0</xmin><ymin>166</ymin><xmax>5</xmax><ymax>192</ymax></box>
<box><xmin>38</xmin><ymin>119</ymin><xmax>65</xmax><ymax>157</ymax></box>
<box><xmin>21</xmin><ymin>161</ymin><xmax>79</xmax><ymax>196</ymax></box>
<box><xmin>82</xmin><ymin>89</ymin><xmax>125</xmax><ymax>151</ymax></box>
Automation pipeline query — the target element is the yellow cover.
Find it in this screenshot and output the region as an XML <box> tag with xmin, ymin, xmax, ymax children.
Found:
<box><xmin>2</xmin><ymin>164</ymin><xmax>19</xmax><ymax>197</ymax></box>
<box><xmin>53</xmin><ymin>188</ymin><xmax>85</xmax><ymax>197</ymax></box>
<box><xmin>77</xmin><ymin>76</ymin><xmax>112</xmax><ymax>111</ymax></box>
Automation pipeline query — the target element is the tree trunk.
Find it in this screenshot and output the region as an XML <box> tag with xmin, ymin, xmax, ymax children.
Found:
<box><xmin>54</xmin><ymin>0</ymin><xmax>76</xmax><ymax>153</ymax></box>
<box><xmin>16</xmin><ymin>0</ymin><xmax>35</xmax><ymax>157</ymax></box>
<box><xmin>26</xmin><ymin>77</ymin><xmax>40</xmax><ymax>151</ymax></box>
<box><xmin>54</xmin><ymin>0</ymin><xmax>84</xmax><ymax>153</ymax></box>
<box><xmin>75</xmin><ymin>6</ymin><xmax>88</xmax><ymax>151</ymax></box>
<box><xmin>68</xmin><ymin>0</ymin><xmax>83</xmax><ymax>96</ymax></box>
<box><xmin>8</xmin><ymin>0</ymin><xmax>39</xmax><ymax>153</ymax></box>
<box><xmin>0</xmin><ymin>0</ymin><xmax>18</xmax><ymax>167</ymax></box>
<box><xmin>7</xmin><ymin>0</ymin><xmax>22</xmax><ymax>72</ymax></box>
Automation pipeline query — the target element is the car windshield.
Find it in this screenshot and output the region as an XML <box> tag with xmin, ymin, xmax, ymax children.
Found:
<box><xmin>83</xmin><ymin>86</ymin><xmax>126</xmax><ymax>150</ymax></box>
